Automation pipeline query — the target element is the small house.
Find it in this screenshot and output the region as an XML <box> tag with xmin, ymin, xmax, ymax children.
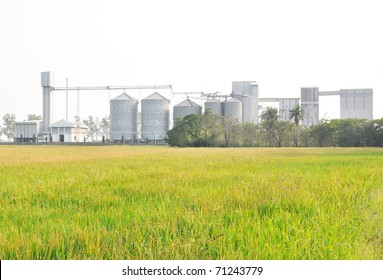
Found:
<box><xmin>49</xmin><ymin>120</ymin><xmax>88</xmax><ymax>142</ymax></box>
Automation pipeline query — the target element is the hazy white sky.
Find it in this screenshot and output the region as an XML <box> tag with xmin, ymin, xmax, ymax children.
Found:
<box><xmin>1</xmin><ymin>0</ymin><xmax>382</xmax><ymax>122</ymax></box>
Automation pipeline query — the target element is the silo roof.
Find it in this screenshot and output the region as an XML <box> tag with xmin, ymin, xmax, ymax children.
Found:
<box><xmin>143</xmin><ymin>92</ymin><xmax>170</xmax><ymax>102</ymax></box>
<box><xmin>226</xmin><ymin>97</ymin><xmax>242</xmax><ymax>103</ymax></box>
<box><xmin>206</xmin><ymin>98</ymin><xmax>220</xmax><ymax>103</ymax></box>
<box><xmin>111</xmin><ymin>93</ymin><xmax>137</xmax><ymax>101</ymax></box>
<box><xmin>175</xmin><ymin>98</ymin><xmax>201</xmax><ymax>107</ymax></box>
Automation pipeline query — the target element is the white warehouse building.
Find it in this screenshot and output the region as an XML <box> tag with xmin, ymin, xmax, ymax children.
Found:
<box><xmin>49</xmin><ymin>120</ymin><xmax>88</xmax><ymax>142</ymax></box>
<box><xmin>14</xmin><ymin>121</ymin><xmax>43</xmax><ymax>142</ymax></box>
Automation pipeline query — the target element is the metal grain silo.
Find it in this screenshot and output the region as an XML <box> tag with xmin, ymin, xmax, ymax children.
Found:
<box><xmin>224</xmin><ymin>98</ymin><xmax>242</xmax><ymax>123</ymax></box>
<box><xmin>110</xmin><ymin>93</ymin><xmax>138</xmax><ymax>140</ymax></box>
<box><xmin>141</xmin><ymin>92</ymin><xmax>170</xmax><ymax>140</ymax></box>
<box><xmin>173</xmin><ymin>98</ymin><xmax>202</xmax><ymax>124</ymax></box>
<box><xmin>204</xmin><ymin>98</ymin><xmax>223</xmax><ymax>115</ymax></box>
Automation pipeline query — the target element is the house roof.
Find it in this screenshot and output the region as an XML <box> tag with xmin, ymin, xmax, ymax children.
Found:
<box><xmin>15</xmin><ymin>121</ymin><xmax>42</xmax><ymax>125</ymax></box>
<box><xmin>49</xmin><ymin>120</ymin><xmax>88</xmax><ymax>129</ymax></box>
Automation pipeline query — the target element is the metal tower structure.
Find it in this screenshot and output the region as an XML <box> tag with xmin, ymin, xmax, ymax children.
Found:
<box><xmin>41</xmin><ymin>71</ymin><xmax>172</xmax><ymax>133</ymax></box>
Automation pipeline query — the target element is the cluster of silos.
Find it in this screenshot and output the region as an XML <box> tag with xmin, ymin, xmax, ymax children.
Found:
<box><xmin>110</xmin><ymin>92</ymin><xmax>170</xmax><ymax>141</ymax></box>
<box><xmin>110</xmin><ymin>91</ymin><xmax>247</xmax><ymax>141</ymax></box>
<box><xmin>204</xmin><ymin>97</ymin><xmax>243</xmax><ymax>123</ymax></box>
<box><xmin>141</xmin><ymin>92</ymin><xmax>170</xmax><ymax>140</ymax></box>
<box><xmin>110</xmin><ymin>93</ymin><xmax>138</xmax><ymax>140</ymax></box>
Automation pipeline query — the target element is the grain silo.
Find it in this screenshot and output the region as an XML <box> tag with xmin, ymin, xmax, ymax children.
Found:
<box><xmin>141</xmin><ymin>92</ymin><xmax>170</xmax><ymax>140</ymax></box>
<box><xmin>224</xmin><ymin>98</ymin><xmax>242</xmax><ymax>123</ymax></box>
<box><xmin>204</xmin><ymin>98</ymin><xmax>223</xmax><ymax>115</ymax></box>
<box><xmin>110</xmin><ymin>93</ymin><xmax>138</xmax><ymax>141</ymax></box>
<box><xmin>173</xmin><ymin>98</ymin><xmax>202</xmax><ymax>124</ymax></box>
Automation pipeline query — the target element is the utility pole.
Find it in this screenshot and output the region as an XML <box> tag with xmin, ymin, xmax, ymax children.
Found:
<box><xmin>66</xmin><ymin>78</ymin><xmax>68</xmax><ymax>122</ymax></box>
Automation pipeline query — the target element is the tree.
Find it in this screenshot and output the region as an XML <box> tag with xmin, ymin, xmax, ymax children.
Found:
<box><xmin>222</xmin><ymin>115</ymin><xmax>237</xmax><ymax>147</ymax></box>
<box><xmin>183</xmin><ymin>114</ymin><xmax>205</xmax><ymax>146</ymax></box>
<box><xmin>165</xmin><ymin>118</ymin><xmax>190</xmax><ymax>147</ymax></box>
<box><xmin>74</xmin><ymin>115</ymin><xmax>81</xmax><ymax>125</ymax></box>
<box><xmin>332</xmin><ymin>118</ymin><xmax>368</xmax><ymax>147</ymax></box>
<box><xmin>100</xmin><ymin>116</ymin><xmax>110</xmax><ymax>139</ymax></box>
<box><xmin>260</xmin><ymin>107</ymin><xmax>279</xmax><ymax>146</ymax></box>
<box><xmin>309</xmin><ymin>119</ymin><xmax>334</xmax><ymax>147</ymax></box>
<box><xmin>83</xmin><ymin>116</ymin><xmax>101</xmax><ymax>141</ymax></box>
<box><xmin>299</xmin><ymin>127</ymin><xmax>312</xmax><ymax>147</ymax></box>
<box><xmin>242</xmin><ymin>122</ymin><xmax>257</xmax><ymax>147</ymax></box>
<box><xmin>274</xmin><ymin>120</ymin><xmax>294</xmax><ymax>147</ymax></box>
<box><xmin>27</xmin><ymin>114</ymin><xmax>42</xmax><ymax>121</ymax></box>
<box><xmin>289</xmin><ymin>104</ymin><xmax>305</xmax><ymax>147</ymax></box>
<box><xmin>366</xmin><ymin>118</ymin><xmax>383</xmax><ymax>147</ymax></box>
<box><xmin>201</xmin><ymin>109</ymin><xmax>223</xmax><ymax>147</ymax></box>
<box><xmin>2</xmin><ymin>113</ymin><xmax>16</xmax><ymax>141</ymax></box>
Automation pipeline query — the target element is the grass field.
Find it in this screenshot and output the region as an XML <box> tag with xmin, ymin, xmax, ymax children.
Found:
<box><xmin>0</xmin><ymin>146</ymin><xmax>382</xmax><ymax>259</ymax></box>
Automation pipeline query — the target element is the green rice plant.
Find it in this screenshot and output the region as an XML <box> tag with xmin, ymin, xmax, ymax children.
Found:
<box><xmin>0</xmin><ymin>146</ymin><xmax>382</xmax><ymax>259</ymax></box>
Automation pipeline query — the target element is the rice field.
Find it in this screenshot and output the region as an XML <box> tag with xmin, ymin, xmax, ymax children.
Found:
<box><xmin>0</xmin><ymin>145</ymin><xmax>382</xmax><ymax>259</ymax></box>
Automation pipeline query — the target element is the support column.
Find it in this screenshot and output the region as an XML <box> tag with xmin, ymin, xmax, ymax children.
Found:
<box><xmin>301</xmin><ymin>87</ymin><xmax>319</xmax><ymax>126</ymax></box>
<box><xmin>41</xmin><ymin>72</ymin><xmax>54</xmax><ymax>133</ymax></box>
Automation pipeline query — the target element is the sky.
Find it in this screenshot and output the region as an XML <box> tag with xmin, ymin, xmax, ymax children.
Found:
<box><xmin>1</xmin><ymin>0</ymin><xmax>382</xmax><ymax>123</ymax></box>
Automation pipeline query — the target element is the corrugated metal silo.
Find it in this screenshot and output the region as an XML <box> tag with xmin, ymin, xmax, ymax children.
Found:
<box><xmin>110</xmin><ymin>93</ymin><xmax>138</xmax><ymax>140</ymax></box>
<box><xmin>224</xmin><ymin>98</ymin><xmax>242</xmax><ymax>123</ymax></box>
<box><xmin>173</xmin><ymin>98</ymin><xmax>202</xmax><ymax>124</ymax></box>
<box><xmin>141</xmin><ymin>92</ymin><xmax>170</xmax><ymax>140</ymax></box>
<box><xmin>204</xmin><ymin>98</ymin><xmax>223</xmax><ymax>115</ymax></box>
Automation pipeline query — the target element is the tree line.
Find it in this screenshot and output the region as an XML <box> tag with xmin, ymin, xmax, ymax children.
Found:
<box><xmin>3</xmin><ymin>107</ymin><xmax>383</xmax><ymax>146</ymax></box>
<box><xmin>166</xmin><ymin>106</ymin><xmax>383</xmax><ymax>147</ymax></box>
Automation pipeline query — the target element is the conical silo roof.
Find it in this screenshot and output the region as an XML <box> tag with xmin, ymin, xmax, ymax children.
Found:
<box><xmin>111</xmin><ymin>93</ymin><xmax>137</xmax><ymax>101</ymax></box>
<box><xmin>143</xmin><ymin>92</ymin><xmax>170</xmax><ymax>102</ymax></box>
<box><xmin>207</xmin><ymin>98</ymin><xmax>220</xmax><ymax>102</ymax></box>
<box><xmin>226</xmin><ymin>97</ymin><xmax>241</xmax><ymax>103</ymax></box>
<box><xmin>175</xmin><ymin>98</ymin><xmax>201</xmax><ymax>107</ymax></box>
<box><xmin>173</xmin><ymin>98</ymin><xmax>202</xmax><ymax>123</ymax></box>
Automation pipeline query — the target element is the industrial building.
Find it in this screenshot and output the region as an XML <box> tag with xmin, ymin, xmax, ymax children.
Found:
<box><xmin>231</xmin><ymin>81</ymin><xmax>259</xmax><ymax>123</ymax></box>
<box><xmin>259</xmin><ymin>87</ymin><xmax>373</xmax><ymax>126</ymax></box>
<box><xmin>300</xmin><ymin>87</ymin><xmax>320</xmax><ymax>127</ymax></box>
<box><xmin>300</xmin><ymin>87</ymin><xmax>373</xmax><ymax>126</ymax></box>
<box><xmin>340</xmin><ymin>89</ymin><xmax>373</xmax><ymax>120</ymax></box>
<box><xmin>278</xmin><ymin>98</ymin><xmax>300</xmax><ymax>122</ymax></box>
<box><xmin>49</xmin><ymin>120</ymin><xmax>88</xmax><ymax>142</ymax></box>
<box><xmin>38</xmin><ymin>71</ymin><xmax>375</xmax><ymax>143</ymax></box>
<box><xmin>14</xmin><ymin>121</ymin><xmax>43</xmax><ymax>143</ymax></box>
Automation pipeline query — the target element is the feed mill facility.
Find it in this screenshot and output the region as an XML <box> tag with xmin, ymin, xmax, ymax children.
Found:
<box><xmin>21</xmin><ymin>71</ymin><xmax>374</xmax><ymax>143</ymax></box>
